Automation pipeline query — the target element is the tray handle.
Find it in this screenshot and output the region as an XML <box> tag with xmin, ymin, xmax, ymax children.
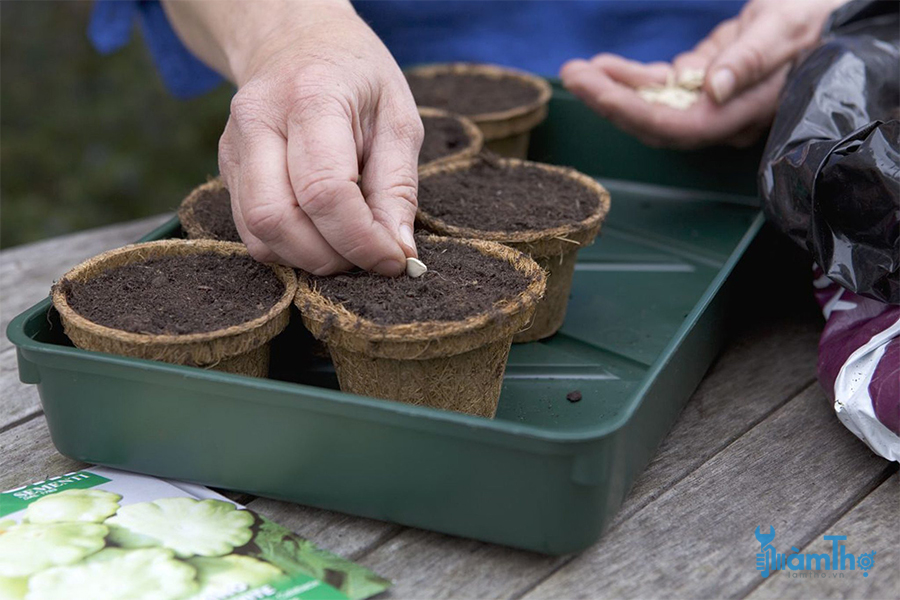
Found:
<box><xmin>17</xmin><ymin>350</ymin><xmax>41</xmax><ymax>385</ymax></box>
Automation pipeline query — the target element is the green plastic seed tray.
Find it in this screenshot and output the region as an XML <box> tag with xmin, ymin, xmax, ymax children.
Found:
<box><xmin>8</xmin><ymin>83</ymin><xmax>764</xmax><ymax>555</ymax></box>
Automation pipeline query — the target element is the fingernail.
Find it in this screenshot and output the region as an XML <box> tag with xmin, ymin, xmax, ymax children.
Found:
<box><xmin>399</xmin><ymin>224</ymin><xmax>416</xmax><ymax>256</ymax></box>
<box><xmin>710</xmin><ymin>68</ymin><xmax>735</xmax><ymax>104</ymax></box>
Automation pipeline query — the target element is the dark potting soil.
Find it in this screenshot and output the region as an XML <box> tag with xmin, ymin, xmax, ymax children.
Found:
<box><xmin>189</xmin><ymin>186</ymin><xmax>241</xmax><ymax>242</ymax></box>
<box><xmin>61</xmin><ymin>254</ymin><xmax>284</xmax><ymax>335</ymax></box>
<box><xmin>419</xmin><ymin>115</ymin><xmax>471</xmax><ymax>165</ymax></box>
<box><xmin>418</xmin><ymin>158</ymin><xmax>600</xmax><ymax>231</ymax></box>
<box><xmin>309</xmin><ymin>237</ymin><xmax>535</xmax><ymax>326</ymax></box>
<box><xmin>407</xmin><ymin>72</ymin><xmax>541</xmax><ymax>116</ymax></box>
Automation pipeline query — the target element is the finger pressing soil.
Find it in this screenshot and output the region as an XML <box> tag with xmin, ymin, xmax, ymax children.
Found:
<box><xmin>60</xmin><ymin>254</ymin><xmax>283</xmax><ymax>334</ymax></box>
<box><xmin>308</xmin><ymin>237</ymin><xmax>535</xmax><ymax>326</ymax></box>
<box><xmin>418</xmin><ymin>158</ymin><xmax>600</xmax><ymax>231</ymax></box>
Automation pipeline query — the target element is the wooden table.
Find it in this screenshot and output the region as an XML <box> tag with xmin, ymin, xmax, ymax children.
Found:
<box><xmin>2</xmin><ymin>215</ymin><xmax>896</xmax><ymax>599</ymax></box>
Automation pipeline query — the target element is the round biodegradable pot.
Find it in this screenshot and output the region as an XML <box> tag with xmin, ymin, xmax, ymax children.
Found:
<box><xmin>52</xmin><ymin>239</ymin><xmax>297</xmax><ymax>377</ymax></box>
<box><xmin>418</xmin><ymin>107</ymin><xmax>484</xmax><ymax>169</ymax></box>
<box><xmin>417</xmin><ymin>158</ymin><xmax>610</xmax><ymax>342</ymax></box>
<box><xmin>178</xmin><ymin>179</ymin><xmax>241</xmax><ymax>242</ymax></box>
<box><xmin>294</xmin><ymin>236</ymin><xmax>546</xmax><ymax>418</ymax></box>
<box><xmin>407</xmin><ymin>63</ymin><xmax>552</xmax><ymax>159</ymax></box>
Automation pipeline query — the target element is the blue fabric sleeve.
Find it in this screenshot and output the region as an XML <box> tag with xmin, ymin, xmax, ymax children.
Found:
<box><xmin>88</xmin><ymin>0</ymin><xmax>224</xmax><ymax>99</ymax></box>
<box><xmin>89</xmin><ymin>0</ymin><xmax>744</xmax><ymax>97</ymax></box>
<box><xmin>355</xmin><ymin>1</ymin><xmax>745</xmax><ymax>75</ymax></box>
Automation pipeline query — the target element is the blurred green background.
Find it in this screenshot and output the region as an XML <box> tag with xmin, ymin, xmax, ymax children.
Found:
<box><xmin>1</xmin><ymin>0</ymin><xmax>233</xmax><ymax>249</ymax></box>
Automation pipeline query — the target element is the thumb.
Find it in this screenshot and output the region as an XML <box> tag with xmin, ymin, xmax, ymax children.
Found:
<box><xmin>706</xmin><ymin>15</ymin><xmax>806</xmax><ymax>104</ymax></box>
<box><xmin>361</xmin><ymin>109</ymin><xmax>424</xmax><ymax>261</ymax></box>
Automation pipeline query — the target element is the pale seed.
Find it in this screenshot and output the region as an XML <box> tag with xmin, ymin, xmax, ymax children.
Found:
<box><xmin>406</xmin><ymin>257</ymin><xmax>428</xmax><ymax>278</ymax></box>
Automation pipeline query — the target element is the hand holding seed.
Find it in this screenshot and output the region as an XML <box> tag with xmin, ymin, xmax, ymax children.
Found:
<box><xmin>560</xmin><ymin>0</ymin><xmax>848</xmax><ymax>149</ymax></box>
<box><xmin>163</xmin><ymin>0</ymin><xmax>423</xmax><ymax>276</ymax></box>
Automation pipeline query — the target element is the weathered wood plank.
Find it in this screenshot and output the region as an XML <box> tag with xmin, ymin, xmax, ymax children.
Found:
<box><xmin>359</xmin><ymin>529</ymin><xmax>561</xmax><ymax>600</ymax></box>
<box><xmin>345</xmin><ymin>314</ymin><xmax>821</xmax><ymax>600</ymax></box>
<box><xmin>244</xmin><ymin>497</ymin><xmax>403</xmax><ymax>560</ymax></box>
<box><xmin>0</xmin><ymin>214</ymin><xmax>172</xmax><ymax>429</ymax></box>
<box><xmin>0</xmin><ymin>347</ymin><xmax>42</xmax><ymax>436</ymax></box>
<box><xmin>521</xmin><ymin>384</ymin><xmax>894</xmax><ymax>600</ymax></box>
<box><xmin>614</xmin><ymin>313</ymin><xmax>820</xmax><ymax>524</ymax></box>
<box><xmin>746</xmin><ymin>473</ymin><xmax>899</xmax><ymax>600</ymax></box>
<box><xmin>0</xmin><ymin>415</ymin><xmax>84</xmax><ymax>489</ymax></box>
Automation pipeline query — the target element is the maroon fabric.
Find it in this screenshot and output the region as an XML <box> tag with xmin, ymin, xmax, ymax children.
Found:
<box><xmin>870</xmin><ymin>338</ymin><xmax>899</xmax><ymax>434</ymax></box>
<box><xmin>817</xmin><ymin>303</ymin><xmax>900</xmax><ymax>402</ymax></box>
<box><xmin>814</xmin><ymin>265</ymin><xmax>900</xmax><ymax>437</ymax></box>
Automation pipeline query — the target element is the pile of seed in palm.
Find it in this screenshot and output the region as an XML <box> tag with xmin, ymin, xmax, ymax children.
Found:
<box><xmin>637</xmin><ymin>68</ymin><xmax>705</xmax><ymax>110</ymax></box>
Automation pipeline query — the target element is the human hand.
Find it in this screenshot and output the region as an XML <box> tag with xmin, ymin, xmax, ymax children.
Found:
<box><xmin>560</xmin><ymin>0</ymin><xmax>847</xmax><ymax>149</ymax></box>
<box><xmin>164</xmin><ymin>0</ymin><xmax>422</xmax><ymax>275</ymax></box>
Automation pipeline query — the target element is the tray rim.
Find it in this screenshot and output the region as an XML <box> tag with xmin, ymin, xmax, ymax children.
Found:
<box><xmin>8</xmin><ymin>197</ymin><xmax>764</xmax><ymax>449</ymax></box>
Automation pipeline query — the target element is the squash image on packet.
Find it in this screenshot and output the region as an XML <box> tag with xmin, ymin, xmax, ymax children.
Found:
<box><xmin>0</xmin><ymin>468</ymin><xmax>391</xmax><ymax>600</ymax></box>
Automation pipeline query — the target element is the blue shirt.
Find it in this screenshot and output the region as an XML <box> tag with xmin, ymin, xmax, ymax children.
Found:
<box><xmin>89</xmin><ymin>0</ymin><xmax>743</xmax><ymax>98</ymax></box>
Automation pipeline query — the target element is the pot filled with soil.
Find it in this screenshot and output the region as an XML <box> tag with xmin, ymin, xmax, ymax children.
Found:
<box><xmin>418</xmin><ymin>107</ymin><xmax>483</xmax><ymax>169</ymax></box>
<box><xmin>406</xmin><ymin>63</ymin><xmax>552</xmax><ymax>158</ymax></box>
<box><xmin>51</xmin><ymin>239</ymin><xmax>297</xmax><ymax>377</ymax></box>
<box><xmin>178</xmin><ymin>179</ymin><xmax>241</xmax><ymax>242</ymax></box>
<box><xmin>294</xmin><ymin>235</ymin><xmax>546</xmax><ymax>417</ymax></box>
<box><xmin>417</xmin><ymin>156</ymin><xmax>610</xmax><ymax>342</ymax></box>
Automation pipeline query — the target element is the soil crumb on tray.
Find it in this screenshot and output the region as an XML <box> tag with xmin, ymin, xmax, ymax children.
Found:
<box><xmin>309</xmin><ymin>238</ymin><xmax>534</xmax><ymax>326</ymax></box>
<box><xmin>566</xmin><ymin>390</ymin><xmax>582</xmax><ymax>403</ymax></box>
<box><xmin>62</xmin><ymin>254</ymin><xmax>283</xmax><ymax>334</ymax></box>
<box><xmin>191</xmin><ymin>186</ymin><xmax>241</xmax><ymax>242</ymax></box>
<box><xmin>418</xmin><ymin>158</ymin><xmax>600</xmax><ymax>231</ymax></box>
<box><xmin>408</xmin><ymin>72</ymin><xmax>541</xmax><ymax>116</ymax></box>
<box><xmin>420</xmin><ymin>115</ymin><xmax>471</xmax><ymax>165</ymax></box>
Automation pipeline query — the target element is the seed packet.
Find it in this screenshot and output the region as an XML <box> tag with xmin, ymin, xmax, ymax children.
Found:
<box><xmin>0</xmin><ymin>468</ymin><xmax>390</xmax><ymax>600</ymax></box>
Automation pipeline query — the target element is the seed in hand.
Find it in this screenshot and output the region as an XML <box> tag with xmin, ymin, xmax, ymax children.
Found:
<box><xmin>637</xmin><ymin>69</ymin><xmax>705</xmax><ymax>110</ymax></box>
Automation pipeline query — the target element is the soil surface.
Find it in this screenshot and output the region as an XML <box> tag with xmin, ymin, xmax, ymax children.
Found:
<box><xmin>418</xmin><ymin>157</ymin><xmax>600</xmax><ymax>231</ymax></box>
<box><xmin>420</xmin><ymin>115</ymin><xmax>471</xmax><ymax>165</ymax></box>
<box><xmin>61</xmin><ymin>254</ymin><xmax>283</xmax><ymax>334</ymax></box>
<box><xmin>407</xmin><ymin>72</ymin><xmax>542</xmax><ymax>116</ymax></box>
<box><xmin>189</xmin><ymin>186</ymin><xmax>241</xmax><ymax>242</ymax></box>
<box><xmin>309</xmin><ymin>237</ymin><xmax>534</xmax><ymax>326</ymax></box>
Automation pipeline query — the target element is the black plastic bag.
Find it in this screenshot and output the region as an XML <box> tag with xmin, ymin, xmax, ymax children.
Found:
<box><xmin>759</xmin><ymin>0</ymin><xmax>899</xmax><ymax>304</ymax></box>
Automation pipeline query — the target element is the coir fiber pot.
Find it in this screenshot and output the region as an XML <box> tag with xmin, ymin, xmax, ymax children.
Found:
<box><xmin>294</xmin><ymin>236</ymin><xmax>546</xmax><ymax>418</ymax></box>
<box><xmin>407</xmin><ymin>63</ymin><xmax>552</xmax><ymax>158</ymax></box>
<box><xmin>177</xmin><ymin>178</ymin><xmax>241</xmax><ymax>242</ymax></box>
<box><xmin>418</xmin><ymin>107</ymin><xmax>484</xmax><ymax>169</ymax></box>
<box><xmin>417</xmin><ymin>158</ymin><xmax>611</xmax><ymax>342</ymax></box>
<box><xmin>51</xmin><ymin>239</ymin><xmax>297</xmax><ymax>377</ymax></box>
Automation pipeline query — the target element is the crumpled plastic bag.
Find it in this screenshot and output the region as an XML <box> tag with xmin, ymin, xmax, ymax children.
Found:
<box><xmin>759</xmin><ymin>0</ymin><xmax>899</xmax><ymax>305</ymax></box>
